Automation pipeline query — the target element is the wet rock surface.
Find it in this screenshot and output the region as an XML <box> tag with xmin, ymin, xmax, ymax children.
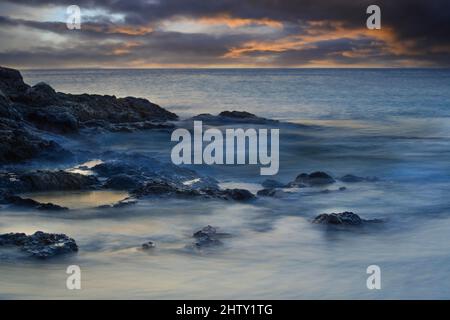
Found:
<box><xmin>191</xmin><ymin>110</ymin><xmax>279</xmax><ymax>125</ymax></box>
<box><xmin>193</xmin><ymin>225</ymin><xmax>230</xmax><ymax>248</ymax></box>
<box><xmin>2</xmin><ymin>194</ymin><xmax>68</xmax><ymax>211</ymax></box>
<box><xmin>289</xmin><ymin>171</ymin><xmax>336</xmax><ymax>187</ymax></box>
<box><xmin>142</xmin><ymin>241</ymin><xmax>155</xmax><ymax>250</ymax></box>
<box><xmin>0</xmin><ymin>170</ymin><xmax>99</xmax><ymax>193</ymax></box>
<box><xmin>312</xmin><ymin>212</ymin><xmax>382</xmax><ymax>226</ymax></box>
<box><xmin>257</xmin><ymin>188</ymin><xmax>285</xmax><ymax>197</ymax></box>
<box><xmin>0</xmin><ymin>66</ymin><xmax>178</xmax><ymax>165</ymax></box>
<box><xmin>0</xmin><ymin>231</ymin><xmax>78</xmax><ymax>258</ymax></box>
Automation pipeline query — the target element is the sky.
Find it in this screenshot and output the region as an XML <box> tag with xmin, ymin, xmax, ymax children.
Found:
<box><xmin>0</xmin><ymin>0</ymin><xmax>449</xmax><ymax>68</ymax></box>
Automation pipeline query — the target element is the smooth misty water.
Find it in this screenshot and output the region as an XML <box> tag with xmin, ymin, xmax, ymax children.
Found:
<box><xmin>1</xmin><ymin>69</ymin><xmax>450</xmax><ymax>299</ymax></box>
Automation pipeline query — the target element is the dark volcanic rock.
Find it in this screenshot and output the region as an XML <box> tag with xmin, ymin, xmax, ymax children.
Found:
<box><xmin>191</xmin><ymin>110</ymin><xmax>278</xmax><ymax>125</ymax></box>
<box><xmin>0</xmin><ymin>170</ymin><xmax>98</xmax><ymax>193</ymax></box>
<box><xmin>132</xmin><ymin>180</ymin><xmax>255</xmax><ymax>202</ymax></box>
<box><xmin>4</xmin><ymin>195</ymin><xmax>68</xmax><ymax>211</ymax></box>
<box><xmin>23</xmin><ymin>107</ymin><xmax>78</xmax><ymax>133</ymax></box>
<box><xmin>312</xmin><ymin>212</ymin><xmax>382</xmax><ymax>226</ymax></box>
<box><xmin>1</xmin><ymin>66</ymin><xmax>178</xmax><ymax>137</ymax></box>
<box><xmin>61</xmin><ymin>93</ymin><xmax>178</xmax><ymax>125</ymax></box>
<box><xmin>193</xmin><ymin>225</ymin><xmax>229</xmax><ymax>248</ymax></box>
<box><xmin>0</xmin><ymin>126</ymin><xmax>68</xmax><ymax>164</ymax></box>
<box><xmin>18</xmin><ymin>170</ymin><xmax>99</xmax><ymax>192</ymax></box>
<box><xmin>256</xmin><ymin>188</ymin><xmax>278</xmax><ymax>197</ymax></box>
<box><xmin>142</xmin><ymin>241</ymin><xmax>155</xmax><ymax>250</ymax></box>
<box><xmin>0</xmin><ymin>66</ymin><xmax>179</xmax><ymax>164</ymax></box>
<box><xmin>0</xmin><ymin>231</ymin><xmax>78</xmax><ymax>258</ymax></box>
<box><xmin>132</xmin><ymin>179</ymin><xmax>201</xmax><ymax>198</ymax></box>
<box><xmin>221</xmin><ymin>188</ymin><xmax>255</xmax><ymax>201</ymax></box>
<box><xmin>104</xmin><ymin>174</ymin><xmax>142</xmax><ymax>190</ymax></box>
<box><xmin>0</xmin><ymin>91</ymin><xmax>21</xmax><ymax>120</ymax></box>
<box><xmin>289</xmin><ymin>171</ymin><xmax>335</xmax><ymax>187</ymax></box>
<box><xmin>0</xmin><ymin>66</ymin><xmax>30</xmax><ymax>99</ymax></box>
<box><xmin>16</xmin><ymin>82</ymin><xmax>60</xmax><ymax>107</ymax></box>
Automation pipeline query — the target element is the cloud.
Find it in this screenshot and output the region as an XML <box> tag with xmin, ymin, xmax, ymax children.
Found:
<box><xmin>0</xmin><ymin>0</ymin><xmax>449</xmax><ymax>67</ymax></box>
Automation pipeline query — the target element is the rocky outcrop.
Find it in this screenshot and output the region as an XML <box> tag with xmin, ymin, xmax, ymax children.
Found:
<box><xmin>104</xmin><ymin>174</ymin><xmax>143</xmax><ymax>190</ymax></box>
<box><xmin>288</xmin><ymin>171</ymin><xmax>335</xmax><ymax>187</ymax></box>
<box><xmin>0</xmin><ymin>170</ymin><xmax>99</xmax><ymax>193</ymax></box>
<box><xmin>0</xmin><ymin>231</ymin><xmax>78</xmax><ymax>258</ymax></box>
<box><xmin>142</xmin><ymin>241</ymin><xmax>155</xmax><ymax>250</ymax></box>
<box><xmin>0</xmin><ymin>67</ymin><xmax>30</xmax><ymax>99</ymax></box>
<box><xmin>191</xmin><ymin>110</ymin><xmax>278</xmax><ymax>125</ymax></box>
<box><xmin>312</xmin><ymin>212</ymin><xmax>382</xmax><ymax>226</ymax></box>
<box><xmin>257</xmin><ymin>188</ymin><xmax>285</xmax><ymax>197</ymax></box>
<box><xmin>2</xmin><ymin>194</ymin><xmax>68</xmax><ymax>211</ymax></box>
<box><xmin>0</xmin><ymin>126</ymin><xmax>68</xmax><ymax>163</ymax></box>
<box><xmin>0</xmin><ymin>66</ymin><xmax>179</xmax><ymax>164</ymax></box>
<box><xmin>193</xmin><ymin>225</ymin><xmax>230</xmax><ymax>248</ymax></box>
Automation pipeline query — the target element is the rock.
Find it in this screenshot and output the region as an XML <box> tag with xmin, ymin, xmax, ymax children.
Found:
<box><xmin>0</xmin><ymin>91</ymin><xmax>21</xmax><ymax>120</ymax></box>
<box><xmin>193</xmin><ymin>225</ymin><xmax>228</xmax><ymax>248</ymax></box>
<box><xmin>0</xmin><ymin>66</ymin><xmax>178</xmax><ymax>137</ymax></box>
<box><xmin>191</xmin><ymin>110</ymin><xmax>278</xmax><ymax>125</ymax></box>
<box><xmin>340</xmin><ymin>174</ymin><xmax>379</xmax><ymax>183</ymax></box>
<box><xmin>0</xmin><ymin>66</ymin><xmax>30</xmax><ymax>99</ymax></box>
<box><xmin>221</xmin><ymin>188</ymin><xmax>255</xmax><ymax>201</ymax></box>
<box><xmin>261</xmin><ymin>179</ymin><xmax>285</xmax><ymax>189</ymax></box>
<box><xmin>291</xmin><ymin>171</ymin><xmax>335</xmax><ymax>187</ymax></box>
<box><xmin>219</xmin><ymin>111</ymin><xmax>258</xmax><ymax>119</ymax></box>
<box><xmin>3</xmin><ymin>195</ymin><xmax>68</xmax><ymax>211</ymax></box>
<box><xmin>16</xmin><ymin>170</ymin><xmax>99</xmax><ymax>192</ymax></box>
<box><xmin>23</xmin><ymin>107</ymin><xmax>78</xmax><ymax>133</ymax></box>
<box><xmin>256</xmin><ymin>188</ymin><xmax>285</xmax><ymax>197</ymax></box>
<box><xmin>132</xmin><ymin>179</ymin><xmax>201</xmax><ymax>198</ymax></box>
<box><xmin>16</xmin><ymin>82</ymin><xmax>60</xmax><ymax>107</ymax></box>
<box><xmin>104</xmin><ymin>174</ymin><xmax>142</xmax><ymax>190</ymax></box>
<box><xmin>312</xmin><ymin>212</ymin><xmax>382</xmax><ymax>226</ymax></box>
<box><xmin>92</xmin><ymin>161</ymin><xmax>140</xmax><ymax>177</ymax></box>
<box><xmin>0</xmin><ymin>231</ymin><xmax>78</xmax><ymax>258</ymax></box>
<box><xmin>0</xmin><ymin>125</ymin><xmax>69</xmax><ymax>164</ymax></box>
<box><xmin>193</xmin><ymin>225</ymin><xmax>217</xmax><ymax>238</ymax></box>
<box><xmin>142</xmin><ymin>241</ymin><xmax>155</xmax><ymax>250</ymax></box>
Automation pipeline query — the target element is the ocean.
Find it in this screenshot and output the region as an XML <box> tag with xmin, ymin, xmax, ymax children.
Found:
<box><xmin>1</xmin><ymin>68</ymin><xmax>450</xmax><ymax>299</ymax></box>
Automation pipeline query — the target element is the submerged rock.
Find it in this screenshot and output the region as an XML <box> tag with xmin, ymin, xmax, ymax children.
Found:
<box><xmin>312</xmin><ymin>212</ymin><xmax>382</xmax><ymax>226</ymax></box>
<box><xmin>221</xmin><ymin>188</ymin><xmax>255</xmax><ymax>201</ymax></box>
<box><xmin>289</xmin><ymin>171</ymin><xmax>335</xmax><ymax>187</ymax></box>
<box><xmin>256</xmin><ymin>188</ymin><xmax>286</xmax><ymax>198</ymax></box>
<box><xmin>0</xmin><ymin>231</ymin><xmax>78</xmax><ymax>258</ymax></box>
<box><xmin>191</xmin><ymin>110</ymin><xmax>278</xmax><ymax>125</ymax></box>
<box><xmin>193</xmin><ymin>225</ymin><xmax>230</xmax><ymax>248</ymax></box>
<box><xmin>142</xmin><ymin>241</ymin><xmax>155</xmax><ymax>250</ymax></box>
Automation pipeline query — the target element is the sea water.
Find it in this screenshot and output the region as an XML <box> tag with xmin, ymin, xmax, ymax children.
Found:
<box><xmin>0</xmin><ymin>68</ymin><xmax>449</xmax><ymax>299</ymax></box>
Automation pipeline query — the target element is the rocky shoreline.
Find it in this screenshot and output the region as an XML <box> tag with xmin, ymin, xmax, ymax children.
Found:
<box><xmin>0</xmin><ymin>66</ymin><xmax>382</xmax><ymax>259</ymax></box>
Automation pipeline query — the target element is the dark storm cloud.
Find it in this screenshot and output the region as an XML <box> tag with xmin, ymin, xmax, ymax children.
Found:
<box><xmin>0</xmin><ymin>0</ymin><xmax>449</xmax><ymax>67</ymax></box>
